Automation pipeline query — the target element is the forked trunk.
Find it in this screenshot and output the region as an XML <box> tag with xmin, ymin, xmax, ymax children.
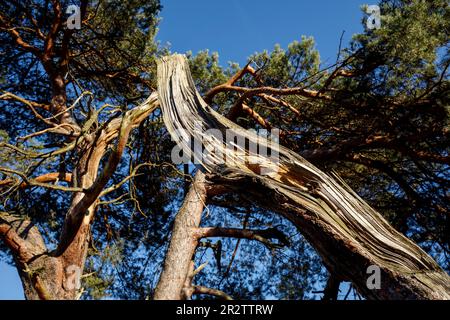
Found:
<box><xmin>3</xmin><ymin>213</ymin><xmax>89</xmax><ymax>300</ymax></box>
<box><xmin>1</xmin><ymin>89</ymin><xmax>159</xmax><ymax>300</ymax></box>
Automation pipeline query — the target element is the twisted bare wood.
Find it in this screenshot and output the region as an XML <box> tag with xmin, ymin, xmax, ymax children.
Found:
<box><xmin>156</xmin><ymin>54</ymin><xmax>450</xmax><ymax>300</ymax></box>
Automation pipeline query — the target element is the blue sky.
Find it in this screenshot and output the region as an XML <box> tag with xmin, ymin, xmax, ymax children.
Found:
<box><xmin>0</xmin><ymin>0</ymin><xmax>368</xmax><ymax>299</ymax></box>
<box><xmin>0</xmin><ymin>261</ymin><xmax>23</xmax><ymax>299</ymax></box>
<box><xmin>157</xmin><ymin>0</ymin><xmax>364</xmax><ymax>66</ymax></box>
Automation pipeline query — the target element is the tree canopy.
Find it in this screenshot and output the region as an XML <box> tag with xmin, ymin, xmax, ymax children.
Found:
<box><xmin>0</xmin><ymin>0</ymin><xmax>448</xmax><ymax>300</ymax></box>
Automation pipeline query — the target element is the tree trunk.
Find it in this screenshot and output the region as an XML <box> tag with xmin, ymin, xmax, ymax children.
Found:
<box><xmin>3</xmin><ymin>140</ymin><xmax>106</xmax><ymax>300</ymax></box>
<box><xmin>0</xmin><ymin>213</ymin><xmax>75</xmax><ymax>300</ymax></box>
<box><xmin>156</xmin><ymin>54</ymin><xmax>450</xmax><ymax>300</ymax></box>
<box><xmin>1</xmin><ymin>94</ymin><xmax>159</xmax><ymax>300</ymax></box>
<box><xmin>154</xmin><ymin>171</ymin><xmax>207</xmax><ymax>300</ymax></box>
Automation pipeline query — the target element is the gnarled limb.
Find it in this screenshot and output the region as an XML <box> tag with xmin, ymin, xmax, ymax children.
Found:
<box><xmin>193</xmin><ymin>227</ymin><xmax>289</xmax><ymax>249</ymax></box>
<box><xmin>0</xmin><ymin>212</ymin><xmax>51</xmax><ymax>300</ymax></box>
<box><xmin>55</xmin><ymin>92</ymin><xmax>159</xmax><ymax>257</ymax></box>
<box><xmin>156</xmin><ymin>54</ymin><xmax>450</xmax><ymax>300</ymax></box>
<box><xmin>0</xmin><ymin>93</ymin><xmax>159</xmax><ymax>300</ymax></box>
<box><xmin>191</xmin><ymin>286</ymin><xmax>233</xmax><ymax>300</ymax></box>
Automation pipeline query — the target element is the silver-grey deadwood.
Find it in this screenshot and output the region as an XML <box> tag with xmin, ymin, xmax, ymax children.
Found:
<box><xmin>156</xmin><ymin>54</ymin><xmax>450</xmax><ymax>300</ymax></box>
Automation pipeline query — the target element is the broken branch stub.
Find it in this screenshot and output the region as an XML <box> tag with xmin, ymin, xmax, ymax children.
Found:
<box><xmin>156</xmin><ymin>54</ymin><xmax>450</xmax><ymax>300</ymax></box>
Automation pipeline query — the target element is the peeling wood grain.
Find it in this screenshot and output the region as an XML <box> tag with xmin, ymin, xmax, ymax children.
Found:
<box><xmin>156</xmin><ymin>54</ymin><xmax>450</xmax><ymax>300</ymax></box>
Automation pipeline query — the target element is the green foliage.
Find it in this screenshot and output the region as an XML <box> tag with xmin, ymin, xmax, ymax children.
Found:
<box><xmin>354</xmin><ymin>0</ymin><xmax>449</xmax><ymax>95</ymax></box>
<box><xmin>185</xmin><ymin>0</ymin><xmax>449</xmax><ymax>276</ymax></box>
<box><xmin>0</xmin><ymin>0</ymin><xmax>448</xmax><ymax>300</ymax></box>
<box><xmin>249</xmin><ymin>36</ymin><xmax>320</xmax><ymax>88</ymax></box>
<box><xmin>187</xmin><ymin>50</ymin><xmax>229</xmax><ymax>93</ymax></box>
<box><xmin>83</xmin><ymin>244</ymin><xmax>124</xmax><ymax>299</ymax></box>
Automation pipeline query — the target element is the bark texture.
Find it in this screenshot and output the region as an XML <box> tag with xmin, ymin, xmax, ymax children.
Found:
<box><xmin>154</xmin><ymin>171</ymin><xmax>207</xmax><ymax>300</ymax></box>
<box><xmin>156</xmin><ymin>54</ymin><xmax>450</xmax><ymax>300</ymax></box>
<box><xmin>0</xmin><ymin>93</ymin><xmax>159</xmax><ymax>300</ymax></box>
